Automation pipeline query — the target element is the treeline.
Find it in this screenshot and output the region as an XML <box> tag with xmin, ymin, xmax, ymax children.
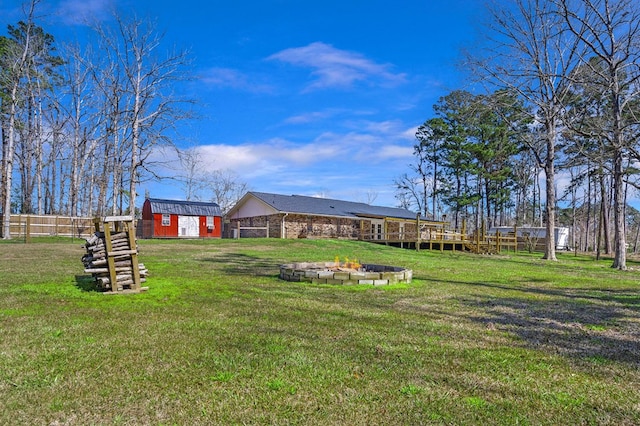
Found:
<box><xmin>398</xmin><ymin>89</ymin><xmax>640</xmax><ymax>254</ymax></box>
<box><xmin>396</xmin><ymin>0</ymin><xmax>640</xmax><ymax>268</ymax></box>
<box><xmin>0</xmin><ymin>1</ymin><xmax>191</xmax><ymax>239</ymax></box>
<box><xmin>396</xmin><ymin>90</ymin><xmax>528</xmax><ymax>230</ymax></box>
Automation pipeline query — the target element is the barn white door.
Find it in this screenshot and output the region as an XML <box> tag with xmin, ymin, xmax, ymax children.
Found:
<box><xmin>178</xmin><ymin>216</ymin><xmax>199</xmax><ymax>237</ymax></box>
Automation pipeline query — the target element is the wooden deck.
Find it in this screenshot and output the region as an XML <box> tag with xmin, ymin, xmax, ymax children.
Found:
<box><xmin>369</xmin><ymin>236</ymin><xmax>519</xmax><ymax>254</ymax></box>
<box><xmin>363</xmin><ymin>226</ymin><xmax>519</xmax><ymax>254</ymax></box>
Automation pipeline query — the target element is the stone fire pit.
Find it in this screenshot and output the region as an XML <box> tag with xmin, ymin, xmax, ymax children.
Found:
<box><xmin>279</xmin><ymin>262</ymin><xmax>412</xmax><ymax>285</ymax></box>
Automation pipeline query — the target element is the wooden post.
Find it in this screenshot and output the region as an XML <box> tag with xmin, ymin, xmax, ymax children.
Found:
<box><xmin>452</xmin><ymin>226</ymin><xmax>456</xmax><ymax>252</ymax></box>
<box><xmin>384</xmin><ymin>219</ymin><xmax>388</xmax><ymax>244</ymax></box>
<box><xmin>25</xmin><ymin>215</ymin><xmax>31</xmax><ymax>244</ymax></box>
<box><xmin>462</xmin><ymin>219</ymin><xmax>467</xmax><ymax>241</ymax></box>
<box><xmin>103</xmin><ymin>220</ymin><xmax>118</xmax><ymax>290</ymax></box>
<box><xmin>125</xmin><ymin>220</ymin><xmax>141</xmax><ymax>292</ymax></box>
<box><xmin>100</xmin><ymin>216</ymin><xmax>142</xmax><ymax>292</ymax></box>
<box><xmin>415</xmin><ymin>213</ymin><xmax>421</xmax><ymax>251</ymax></box>
<box><xmin>236</xmin><ymin>220</ymin><xmax>240</xmax><ymax>239</ymax></box>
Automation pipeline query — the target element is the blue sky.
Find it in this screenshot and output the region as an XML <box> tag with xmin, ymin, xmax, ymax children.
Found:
<box><xmin>3</xmin><ymin>0</ymin><xmax>484</xmax><ymax>208</ymax></box>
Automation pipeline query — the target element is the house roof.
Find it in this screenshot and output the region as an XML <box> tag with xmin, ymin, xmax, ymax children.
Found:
<box><xmin>146</xmin><ymin>198</ymin><xmax>221</xmax><ymax>217</ymax></box>
<box><xmin>246</xmin><ymin>191</ymin><xmax>417</xmax><ymax>220</ymax></box>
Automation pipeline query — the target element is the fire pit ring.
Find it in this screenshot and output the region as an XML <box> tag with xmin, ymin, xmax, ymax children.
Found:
<box><xmin>279</xmin><ymin>262</ymin><xmax>412</xmax><ymax>285</ymax></box>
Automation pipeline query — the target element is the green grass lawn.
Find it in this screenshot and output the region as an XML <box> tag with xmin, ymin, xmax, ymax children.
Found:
<box><xmin>1</xmin><ymin>238</ymin><xmax>640</xmax><ymax>425</ymax></box>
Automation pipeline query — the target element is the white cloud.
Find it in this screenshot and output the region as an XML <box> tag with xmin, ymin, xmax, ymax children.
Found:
<box><xmin>200</xmin><ymin>67</ymin><xmax>273</xmax><ymax>93</ymax></box>
<box><xmin>378</xmin><ymin>145</ymin><xmax>413</xmax><ymax>159</ymax></box>
<box><xmin>267</xmin><ymin>42</ymin><xmax>406</xmax><ymax>91</ymax></box>
<box><xmin>160</xmin><ymin>125</ymin><xmax>413</xmax><ymax>179</ymax></box>
<box><xmin>338</xmin><ymin>119</ymin><xmax>415</xmax><ymax>141</ymax></box>
<box><xmin>282</xmin><ymin>108</ymin><xmax>377</xmax><ymax>125</ymax></box>
<box><xmin>197</xmin><ymin>144</ymin><xmax>263</xmax><ymax>171</ymax></box>
<box><xmin>401</xmin><ymin>126</ymin><xmax>420</xmax><ymax>143</ymax></box>
<box><xmin>187</xmin><ymin>138</ymin><xmax>342</xmax><ymax>177</ymax></box>
<box><xmin>313</xmin><ymin>130</ymin><xmax>378</xmax><ymax>147</ymax></box>
<box><xmin>56</xmin><ymin>0</ymin><xmax>114</xmax><ymax>25</ymax></box>
<box><xmin>283</xmin><ymin>109</ymin><xmax>342</xmax><ymax>124</ymax></box>
<box><xmin>361</xmin><ymin>120</ymin><xmax>405</xmax><ymax>134</ymax></box>
<box><xmin>146</xmin><ymin>117</ymin><xmax>416</xmax><ymax>208</ymax></box>
<box><xmin>310</xmin><ymin>128</ymin><xmax>414</xmax><ymax>163</ymax></box>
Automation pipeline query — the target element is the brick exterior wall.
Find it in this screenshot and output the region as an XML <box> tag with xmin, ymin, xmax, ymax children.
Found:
<box><xmin>228</xmin><ymin>214</ymin><xmax>422</xmax><ymax>241</ymax></box>
<box><xmin>285</xmin><ymin>214</ymin><xmax>364</xmax><ymax>239</ymax></box>
<box><xmin>229</xmin><ymin>214</ymin><xmax>370</xmax><ymax>239</ymax></box>
<box><xmin>229</xmin><ymin>214</ymin><xmax>282</xmax><ymax>238</ymax></box>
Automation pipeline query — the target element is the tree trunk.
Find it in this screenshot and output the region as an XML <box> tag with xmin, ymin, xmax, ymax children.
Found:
<box><xmin>97</xmin><ymin>140</ymin><xmax>109</xmax><ymax>217</ymax></box>
<box><xmin>2</xmin><ymin>85</ymin><xmax>20</xmax><ymax>239</ymax></box>
<box><xmin>599</xmin><ymin>172</ymin><xmax>611</xmax><ymax>254</ymax></box>
<box><xmin>34</xmin><ymin>89</ymin><xmax>44</xmax><ymax>215</ymax></box>
<box><xmin>584</xmin><ymin>168</ymin><xmax>592</xmax><ymax>251</ymax></box>
<box><xmin>431</xmin><ymin>160</ymin><xmax>438</xmax><ymax>221</ymax></box>
<box><xmin>611</xmin><ymin>151</ymin><xmax>626</xmax><ymax>269</ymax></box>
<box><xmin>542</xmin><ymin>121</ymin><xmax>557</xmax><ymax>261</ymax></box>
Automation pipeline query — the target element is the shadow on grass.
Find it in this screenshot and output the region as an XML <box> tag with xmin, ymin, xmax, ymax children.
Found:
<box><xmin>74</xmin><ymin>274</ymin><xmax>100</xmax><ymax>292</ymax></box>
<box><xmin>196</xmin><ymin>253</ymin><xmax>281</xmax><ymax>278</ymax></box>
<box><xmin>484</xmin><ymin>251</ymin><xmax>636</xmax><ymax>269</ymax></box>
<box><xmin>431</xmin><ymin>277</ymin><xmax>640</xmax><ymax>366</ymax></box>
<box><xmin>469</xmin><ymin>296</ymin><xmax>640</xmax><ymax>366</ymax></box>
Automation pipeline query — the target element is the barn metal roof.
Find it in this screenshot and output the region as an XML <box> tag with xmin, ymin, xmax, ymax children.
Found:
<box><xmin>248</xmin><ymin>192</ymin><xmax>417</xmax><ymax>220</ymax></box>
<box><xmin>146</xmin><ymin>198</ymin><xmax>221</xmax><ymax>217</ymax></box>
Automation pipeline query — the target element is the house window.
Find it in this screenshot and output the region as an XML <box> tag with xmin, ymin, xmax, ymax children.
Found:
<box><xmin>162</xmin><ymin>214</ymin><xmax>171</xmax><ymax>226</ymax></box>
<box><xmin>206</xmin><ymin>216</ymin><xmax>214</xmax><ymax>229</ymax></box>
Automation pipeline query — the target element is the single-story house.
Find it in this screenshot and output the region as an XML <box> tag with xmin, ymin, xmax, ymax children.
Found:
<box><xmin>226</xmin><ymin>191</ymin><xmax>419</xmax><ymax>241</ymax></box>
<box><xmin>141</xmin><ymin>198</ymin><xmax>222</xmax><ymax>239</ymax></box>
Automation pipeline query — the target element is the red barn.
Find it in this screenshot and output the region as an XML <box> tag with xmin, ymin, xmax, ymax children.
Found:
<box><xmin>141</xmin><ymin>198</ymin><xmax>222</xmax><ymax>239</ymax></box>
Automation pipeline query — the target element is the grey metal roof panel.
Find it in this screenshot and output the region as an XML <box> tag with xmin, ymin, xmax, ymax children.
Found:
<box><xmin>147</xmin><ymin>198</ymin><xmax>222</xmax><ymax>216</ymax></box>
<box><xmin>249</xmin><ymin>192</ymin><xmax>416</xmax><ymax>220</ymax></box>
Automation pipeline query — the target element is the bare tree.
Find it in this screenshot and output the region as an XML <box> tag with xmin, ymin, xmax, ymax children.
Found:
<box><xmin>362</xmin><ymin>190</ymin><xmax>378</xmax><ymax>205</ymax></box>
<box><xmin>9</xmin><ymin>11</ymin><xmax>62</xmax><ymax>217</ymax></box>
<box><xmin>395</xmin><ymin>118</ymin><xmax>447</xmax><ymax>219</ymax></box>
<box><xmin>469</xmin><ymin>0</ymin><xmax>586</xmax><ymax>260</ymax></box>
<box><xmin>172</xmin><ymin>145</ymin><xmax>249</xmax><ymax>212</ymax></box>
<box><xmin>61</xmin><ymin>42</ymin><xmax>100</xmax><ymax>216</ymax></box>
<box><xmin>558</xmin><ymin>0</ymin><xmax>640</xmax><ymax>270</ymax></box>
<box><xmin>177</xmin><ymin>146</ymin><xmax>206</xmax><ymax>201</ymax></box>
<box><xmin>205</xmin><ymin>169</ymin><xmax>249</xmax><ymax>215</ymax></box>
<box><xmin>394</xmin><ymin>173</ymin><xmax>427</xmax><ymax>217</ymax></box>
<box><xmin>96</xmin><ymin>15</ymin><xmax>193</xmax><ymax>217</ymax></box>
<box><xmin>41</xmin><ymin>98</ymin><xmax>66</xmax><ymax>214</ymax></box>
<box><xmin>0</xmin><ymin>1</ymin><xmax>38</xmax><ymax>238</ymax></box>
<box><xmin>91</xmin><ymin>38</ymin><xmax>126</xmax><ymax>216</ymax></box>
